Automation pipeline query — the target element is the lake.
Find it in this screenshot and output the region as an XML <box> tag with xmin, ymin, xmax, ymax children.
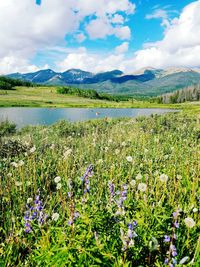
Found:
<box><xmin>0</xmin><ymin>107</ymin><xmax>177</xmax><ymax>128</ymax></box>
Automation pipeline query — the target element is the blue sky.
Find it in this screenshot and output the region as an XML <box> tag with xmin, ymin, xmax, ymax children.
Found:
<box><xmin>0</xmin><ymin>0</ymin><xmax>199</xmax><ymax>73</ymax></box>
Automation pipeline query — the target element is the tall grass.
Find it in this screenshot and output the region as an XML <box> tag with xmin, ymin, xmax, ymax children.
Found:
<box><xmin>0</xmin><ymin>112</ymin><xmax>199</xmax><ymax>266</ymax></box>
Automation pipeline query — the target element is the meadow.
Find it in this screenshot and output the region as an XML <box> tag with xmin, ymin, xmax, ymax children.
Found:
<box><xmin>0</xmin><ymin>86</ymin><xmax>180</xmax><ymax>108</ymax></box>
<box><xmin>0</xmin><ymin>110</ymin><xmax>199</xmax><ymax>266</ymax></box>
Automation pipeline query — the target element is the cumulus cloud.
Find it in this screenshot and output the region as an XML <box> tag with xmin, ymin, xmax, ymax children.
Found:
<box><xmin>57</xmin><ymin>48</ymin><xmax>126</xmax><ymax>73</ymax></box>
<box><xmin>0</xmin><ymin>0</ymin><xmax>135</xmax><ymax>74</ymax></box>
<box><xmin>115</xmin><ymin>42</ymin><xmax>129</xmax><ymax>54</ymax></box>
<box><xmin>57</xmin><ymin>1</ymin><xmax>200</xmax><ymax>73</ymax></box>
<box><xmin>130</xmin><ymin>0</ymin><xmax>200</xmax><ymax>69</ymax></box>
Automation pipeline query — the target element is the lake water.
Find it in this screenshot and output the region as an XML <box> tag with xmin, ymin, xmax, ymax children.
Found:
<box><xmin>0</xmin><ymin>108</ymin><xmax>176</xmax><ymax>128</ymax></box>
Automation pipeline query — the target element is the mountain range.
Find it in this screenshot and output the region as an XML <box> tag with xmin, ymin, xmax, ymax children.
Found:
<box><xmin>7</xmin><ymin>67</ymin><xmax>200</xmax><ymax>97</ymax></box>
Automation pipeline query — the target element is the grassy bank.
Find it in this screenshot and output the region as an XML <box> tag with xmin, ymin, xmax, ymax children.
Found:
<box><xmin>0</xmin><ymin>111</ymin><xmax>199</xmax><ymax>266</ymax></box>
<box><xmin>0</xmin><ymin>86</ymin><xmax>183</xmax><ymax>109</ymax></box>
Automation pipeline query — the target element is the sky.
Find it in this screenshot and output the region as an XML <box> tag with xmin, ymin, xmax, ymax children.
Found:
<box><xmin>0</xmin><ymin>0</ymin><xmax>200</xmax><ymax>74</ymax></box>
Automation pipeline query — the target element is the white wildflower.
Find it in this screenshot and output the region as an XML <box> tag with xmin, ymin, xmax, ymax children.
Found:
<box><xmin>15</xmin><ymin>181</ymin><xmax>22</xmax><ymax>187</ymax></box>
<box><xmin>130</xmin><ymin>180</ymin><xmax>136</xmax><ymax>187</ymax></box>
<box><xmin>126</xmin><ymin>156</ymin><xmax>133</xmax><ymax>162</ymax></box>
<box><xmin>193</xmin><ymin>208</ymin><xmax>198</xmax><ymax>213</ymax></box>
<box><xmin>11</xmin><ymin>162</ymin><xmax>18</xmax><ymax>168</ymax></box>
<box><xmin>121</xmin><ymin>141</ymin><xmax>126</xmax><ymax>147</ymax></box>
<box><xmin>52</xmin><ymin>213</ymin><xmax>59</xmax><ymax>221</ymax></box>
<box><xmin>56</xmin><ymin>183</ymin><xmax>62</xmax><ymax>190</ymax></box>
<box><xmin>63</xmin><ymin>149</ymin><xmax>72</xmax><ymax>158</ymax></box>
<box><xmin>30</xmin><ymin>146</ymin><xmax>36</xmax><ymax>153</ymax></box>
<box><xmin>27</xmin><ymin>198</ymin><xmax>33</xmax><ymax>204</ymax></box>
<box><xmin>54</xmin><ymin>176</ymin><xmax>61</xmax><ymax>183</ymax></box>
<box><xmin>115</xmin><ymin>149</ymin><xmax>120</xmax><ymax>155</ymax></box>
<box><xmin>136</xmin><ymin>173</ymin><xmax>142</xmax><ymax>180</ymax></box>
<box><xmin>179</xmin><ymin>256</ymin><xmax>189</xmax><ymax>264</ymax></box>
<box><xmin>184</xmin><ymin>217</ymin><xmax>195</xmax><ymax>228</ymax></box>
<box><xmin>159</xmin><ymin>174</ymin><xmax>169</xmax><ymax>183</ymax></box>
<box><xmin>7</xmin><ymin>173</ymin><xmax>12</xmax><ymax>177</ymax></box>
<box><xmin>105</xmin><ymin>147</ymin><xmax>109</xmax><ymax>152</ymax></box>
<box><xmin>18</xmin><ymin>160</ymin><xmax>24</xmax><ymax>167</ymax></box>
<box><xmin>108</xmin><ymin>139</ymin><xmax>113</xmax><ymax>143</ymax></box>
<box><xmin>177</xmin><ymin>175</ymin><xmax>182</xmax><ymax>180</ymax></box>
<box><xmin>138</xmin><ymin>183</ymin><xmax>147</xmax><ymax>192</ymax></box>
<box><xmin>50</xmin><ymin>144</ymin><xmax>55</xmax><ymax>150</ymax></box>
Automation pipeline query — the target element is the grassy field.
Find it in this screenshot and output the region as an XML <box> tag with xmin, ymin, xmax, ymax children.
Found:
<box><xmin>0</xmin><ymin>110</ymin><xmax>199</xmax><ymax>266</ymax></box>
<box><xmin>0</xmin><ymin>86</ymin><xmax>183</xmax><ymax>109</ymax></box>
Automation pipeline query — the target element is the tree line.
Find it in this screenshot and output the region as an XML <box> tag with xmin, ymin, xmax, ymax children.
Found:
<box><xmin>156</xmin><ymin>84</ymin><xmax>200</xmax><ymax>104</ymax></box>
<box><xmin>0</xmin><ymin>76</ymin><xmax>34</xmax><ymax>90</ymax></box>
<box><xmin>57</xmin><ymin>86</ymin><xmax>129</xmax><ymax>102</ymax></box>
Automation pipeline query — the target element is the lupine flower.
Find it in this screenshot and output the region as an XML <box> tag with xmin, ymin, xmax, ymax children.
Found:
<box><xmin>164</xmin><ymin>235</ymin><xmax>170</xmax><ymax>242</ymax></box>
<box><xmin>24</xmin><ymin>191</ymin><xmax>47</xmax><ymax>233</ymax></box>
<box><xmin>184</xmin><ymin>217</ymin><xmax>195</xmax><ymax>228</ymax></box>
<box><xmin>120</xmin><ymin>222</ymin><xmax>137</xmax><ymax>251</ymax></box>
<box><xmin>108</xmin><ymin>181</ymin><xmax>115</xmax><ymax>202</ymax></box>
<box><xmin>170</xmin><ymin>244</ymin><xmax>177</xmax><ymax>257</ymax></box>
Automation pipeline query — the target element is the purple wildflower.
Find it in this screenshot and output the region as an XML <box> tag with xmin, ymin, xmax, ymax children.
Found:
<box><xmin>164</xmin><ymin>235</ymin><xmax>170</xmax><ymax>242</ymax></box>
<box><xmin>24</xmin><ymin>191</ymin><xmax>47</xmax><ymax>233</ymax></box>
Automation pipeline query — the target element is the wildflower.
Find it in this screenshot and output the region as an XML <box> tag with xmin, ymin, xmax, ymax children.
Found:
<box><xmin>184</xmin><ymin>217</ymin><xmax>195</xmax><ymax>228</ymax></box>
<box><xmin>138</xmin><ymin>183</ymin><xmax>147</xmax><ymax>192</ymax></box>
<box><xmin>130</xmin><ymin>179</ymin><xmax>136</xmax><ymax>187</ymax></box>
<box><xmin>52</xmin><ymin>213</ymin><xmax>59</xmax><ymax>221</ymax></box>
<box><xmin>11</xmin><ymin>162</ymin><xmax>18</xmax><ymax>168</ymax></box>
<box><xmin>50</xmin><ymin>144</ymin><xmax>55</xmax><ymax>150</ymax></box>
<box><xmin>56</xmin><ymin>183</ymin><xmax>62</xmax><ymax>190</ymax></box>
<box><xmin>105</xmin><ymin>147</ymin><xmax>109</xmax><ymax>152</ymax></box>
<box><xmin>159</xmin><ymin>174</ymin><xmax>168</xmax><ymax>182</ymax></box>
<box><xmin>122</xmin><ymin>141</ymin><xmax>126</xmax><ymax>146</ymax></box>
<box><xmin>15</xmin><ymin>181</ymin><xmax>23</xmax><ymax>187</ymax></box>
<box><xmin>174</xmin><ymin>221</ymin><xmax>179</xmax><ymax>228</ymax></box>
<box><xmin>179</xmin><ymin>256</ymin><xmax>189</xmax><ymax>264</ymax></box>
<box><xmin>54</xmin><ymin>176</ymin><xmax>61</xmax><ymax>183</ymax></box>
<box><xmin>108</xmin><ymin>181</ymin><xmax>115</xmax><ymax>202</ymax></box>
<box><xmin>115</xmin><ymin>149</ymin><xmax>120</xmax><ymax>155</ymax></box>
<box><xmin>193</xmin><ymin>208</ymin><xmax>198</xmax><ymax>213</ymax></box>
<box><xmin>126</xmin><ymin>156</ymin><xmax>133</xmax><ymax>162</ymax></box>
<box><xmin>27</xmin><ymin>198</ymin><xmax>33</xmax><ymax>204</ymax></box>
<box><xmin>7</xmin><ymin>173</ymin><xmax>12</xmax><ymax>177</ymax></box>
<box><xmin>176</xmin><ymin>175</ymin><xmax>182</xmax><ymax>180</ymax></box>
<box><xmin>164</xmin><ymin>235</ymin><xmax>170</xmax><ymax>242</ymax></box>
<box><xmin>136</xmin><ymin>173</ymin><xmax>142</xmax><ymax>180</ymax></box>
<box><xmin>170</xmin><ymin>244</ymin><xmax>177</xmax><ymax>257</ymax></box>
<box><xmin>30</xmin><ymin>146</ymin><xmax>36</xmax><ymax>153</ymax></box>
<box><xmin>24</xmin><ymin>191</ymin><xmax>47</xmax><ymax>233</ymax></box>
<box><xmin>63</xmin><ymin>148</ymin><xmax>72</xmax><ymax>159</ymax></box>
<box><xmin>18</xmin><ymin>160</ymin><xmax>24</xmax><ymax>167</ymax></box>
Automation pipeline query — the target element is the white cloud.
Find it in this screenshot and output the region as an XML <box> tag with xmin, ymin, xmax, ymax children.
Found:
<box><xmin>114</xmin><ymin>26</ymin><xmax>131</xmax><ymax>40</ymax></box>
<box><xmin>111</xmin><ymin>14</ymin><xmax>125</xmax><ymax>24</ymax></box>
<box><xmin>86</xmin><ymin>18</ymin><xmax>113</xmax><ymax>39</ymax></box>
<box><xmin>115</xmin><ymin>42</ymin><xmax>129</xmax><ymax>54</ymax></box>
<box><xmin>75</xmin><ymin>33</ymin><xmax>86</xmax><ymax>43</ymax></box>
<box><xmin>146</xmin><ymin>9</ymin><xmax>171</xmax><ymax>28</ymax></box>
<box><xmin>57</xmin><ymin>48</ymin><xmax>126</xmax><ymax>73</ymax></box>
<box><xmin>0</xmin><ymin>0</ymin><xmax>135</xmax><ymax>74</ymax></box>
<box><xmin>129</xmin><ymin>0</ymin><xmax>200</xmax><ymax>70</ymax></box>
<box><xmin>57</xmin><ymin>1</ymin><xmax>200</xmax><ymax>73</ymax></box>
